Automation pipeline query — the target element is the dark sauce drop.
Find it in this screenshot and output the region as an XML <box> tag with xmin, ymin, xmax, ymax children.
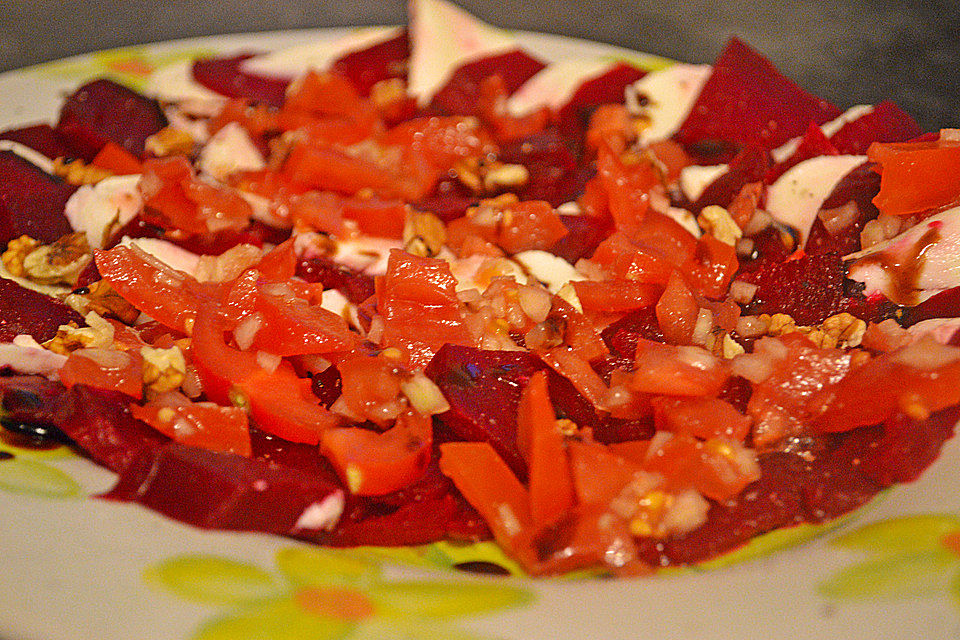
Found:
<box><xmin>0</xmin><ymin>451</ymin><xmax>13</xmax><ymax>461</ymax></box>
<box><xmin>0</xmin><ymin>420</ymin><xmax>71</xmax><ymax>450</ymax></box>
<box><xmin>453</xmin><ymin>561</ymin><xmax>511</xmax><ymax>576</ymax></box>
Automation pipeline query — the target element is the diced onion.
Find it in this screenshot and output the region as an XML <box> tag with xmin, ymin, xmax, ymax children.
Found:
<box><xmin>233</xmin><ymin>312</ymin><xmax>263</xmax><ymax>351</ymax></box>
<box><xmin>729</xmin><ymin>280</ymin><xmax>759</xmax><ymax>305</ymax></box>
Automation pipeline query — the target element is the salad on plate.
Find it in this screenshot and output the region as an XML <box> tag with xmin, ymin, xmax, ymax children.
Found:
<box><xmin>1</xmin><ymin>0</ymin><xmax>960</xmax><ymax>578</ymax></box>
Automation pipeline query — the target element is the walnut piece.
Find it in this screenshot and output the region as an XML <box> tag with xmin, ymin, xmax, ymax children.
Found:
<box><xmin>65</xmin><ymin>280</ymin><xmax>140</xmax><ymax>325</ymax></box>
<box><xmin>697</xmin><ymin>205</ymin><xmax>743</xmax><ymax>246</ymax></box>
<box><xmin>453</xmin><ymin>157</ymin><xmax>529</xmax><ymax>195</ymax></box>
<box><xmin>52</xmin><ymin>157</ymin><xmax>113</xmax><ymax>186</ymax></box>
<box><xmin>44</xmin><ymin>312</ymin><xmax>115</xmax><ymax>355</ymax></box>
<box><xmin>145</xmin><ymin>126</ymin><xmax>195</xmax><ymax>157</ymax></box>
<box><xmin>760</xmin><ymin>311</ymin><xmax>866</xmax><ymax>349</ymax></box>
<box><xmin>5</xmin><ymin>232</ymin><xmax>92</xmax><ymax>286</ymax></box>
<box><xmin>141</xmin><ymin>345</ymin><xmax>187</xmax><ymax>394</ymax></box>
<box><xmin>403</xmin><ymin>210</ymin><xmax>446</xmax><ymax>257</ymax></box>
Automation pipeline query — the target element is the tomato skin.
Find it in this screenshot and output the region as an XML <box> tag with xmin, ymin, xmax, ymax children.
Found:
<box><xmin>59</xmin><ymin>348</ymin><xmax>143</xmax><ymax>399</ymax></box>
<box><xmin>320</xmin><ymin>409</ymin><xmax>432</xmax><ymax>496</ymax></box>
<box><xmin>681</xmin><ymin>235</ymin><xmax>739</xmax><ymax>300</ymax></box>
<box><xmin>868</xmin><ymin>138</ymin><xmax>960</xmax><ymax>216</ymax></box>
<box><xmin>517</xmin><ymin>371</ymin><xmax>575</xmax><ymax>527</ymax></box>
<box><xmin>130</xmin><ymin>392</ymin><xmax>251</xmax><ymax>456</ymax></box>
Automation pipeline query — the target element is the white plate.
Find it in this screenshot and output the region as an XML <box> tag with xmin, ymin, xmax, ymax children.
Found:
<box><xmin>1</xmin><ymin>29</ymin><xmax>959</xmax><ymax>640</ymax></box>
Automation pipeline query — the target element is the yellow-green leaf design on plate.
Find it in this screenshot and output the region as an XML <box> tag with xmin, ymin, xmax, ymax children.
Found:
<box><xmin>193</xmin><ymin>598</ymin><xmax>354</xmax><ymax>640</ymax></box>
<box><xmin>367</xmin><ymin>581</ymin><xmax>533</xmax><ymax>618</ymax></box>
<box><xmin>31</xmin><ymin>46</ymin><xmax>213</xmax><ymax>92</ymax></box>
<box><xmin>820</xmin><ymin>550</ymin><xmax>960</xmax><ymax>600</ymax></box>
<box><xmin>144</xmin><ymin>555</ymin><xmax>284</xmax><ymax>606</ymax></box>
<box><xmin>831</xmin><ymin>514</ymin><xmax>960</xmax><ymax>556</ymax></box>
<box><xmin>0</xmin><ymin>458</ymin><xmax>81</xmax><ymax>498</ymax></box>
<box><xmin>275</xmin><ymin>547</ymin><xmax>378</xmax><ymax>588</ymax></box>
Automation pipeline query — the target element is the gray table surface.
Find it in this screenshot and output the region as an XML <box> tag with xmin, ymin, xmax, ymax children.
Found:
<box><xmin>1</xmin><ymin>0</ymin><xmax>957</xmax><ymax>132</ymax></box>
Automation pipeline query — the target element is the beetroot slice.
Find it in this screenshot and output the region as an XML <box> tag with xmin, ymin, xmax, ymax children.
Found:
<box><xmin>0</xmin><ymin>151</ymin><xmax>75</xmax><ymax>245</ymax></box>
<box><xmin>765</xmin><ymin>122</ymin><xmax>839</xmax><ymax>184</ymax></box>
<box><xmin>829</xmin><ymin>100</ymin><xmax>923</xmax><ymax>155</ymax></box>
<box><xmin>739</xmin><ymin>252</ymin><xmax>847</xmax><ymax>325</ymax></box>
<box><xmin>690</xmin><ymin>146</ymin><xmax>771</xmax><ymax>213</ymax></box>
<box><xmin>192</xmin><ymin>54</ymin><xmax>289</xmax><ymax>108</ymax></box>
<box><xmin>296</xmin><ymin>256</ymin><xmax>375</xmax><ymax>305</ymax></box>
<box><xmin>550</xmin><ymin>212</ymin><xmax>613</xmax><ymax>264</ymax></box>
<box><xmin>105</xmin><ymin>442</ymin><xmax>343</xmax><ymax>535</ymax></box>
<box><xmin>424</xmin><ymin>345</ymin><xmax>598</xmax><ymax>478</ymax></box>
<box><xmin>677</xmin><ymin>37</ymin><xmax>841</xmax><ymax>152</ymax></box>
<box><xmin>804</xmin><ymin>163</ymin><xmax>881</xmax><ymax>256</ymax></box>
<box><xmin>55</xmin><ymin>79</ymin><xmax>167</xmax><ymax>161</ymax></box>
<box><xmin>635</xmin><ymin>406</ymin><xmax>958</xmax><ymax>566</ymax></box>
<box><xmin>332</xmin><ymin>31</ymin><xmax>410</xmax><ymax>96</ymax></box>
<box><xmin>499</xmin><ymin>129</ymin><xmax>583</xmax><ymax>206</ymax></box>
<box><xmin>430</xmin><ymin>49</ymin><xmax>546</xmax><ymax>116</ymax></box>
<box><xmin>556</xmin><ymin>62</ymin><xmax>646</xmax><ymax>139</ymax></box>
<box><xmin>0</xmin><ymin>278</ymin><xmax>83</xmax><ymax>343</ymax></box>
<box><xmin>0</xmin><ymin>124</ymin><xmax>73</xmax><ymax>160</ymax></box>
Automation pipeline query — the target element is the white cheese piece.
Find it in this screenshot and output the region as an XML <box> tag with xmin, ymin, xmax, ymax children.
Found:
<box><xmin>627</xmin><ymin>63</ymin><xmax>711</xmax><ymax>143</ymax></box>
<box><xmin>679</xmin><ymin>164</ymin><xmax>728</xmax><ymax>203</ymax></box>
<box><xmin>332</xmin><ymin>236</ymin><xmax>402</xmax><ymax>276</ymax></box>
<box><xmin>907</xmin><ymin>317</ymin><xmax>960</xmax><ymax>345</ymax></box>
<box><xmin>197</xmin><ymin>122</ymin><xmax>265</xmax><ymax>182</ymax></box>
<box><xmin>120</xmin><ymin>237</ymin><xmax>201</xmax><ymax>275</ymax></box>
<box><xmin>513</xmin><ymin>250</ymin><xmax>585</xmax><ymax>293</ymax></box>
<box><xmin>145</xmin><ymin>59</ymin><xmax>226</xmax><ymax>104</ymax></box>
<box><xmin>846</xmin><ymin>205</ymin><xmax>960</xmax><ymax>303</ymax></box>
<box><xmin>766</xmin><ymin>155</ymin><xmax>866</xmax><ymax>247</ymax></box>
<box><xmin>293</xmin><ymin>491</ymin><xmax>345</xmax><ymax>532</ymax></box>
<box><xmin>664</xmin><ymin>207</ymin><xmax>703</xmax><ymax>238</ymax></box>
<box><xmin>241</xmin><ymin>26</ymin><xmax>403</xmax><ymax>78</ymax></box>
<box><xmin>64</xmin><ymin>174</ymin><xmax>143</xmax><ymax>249</ymax></box>
<box><xmin>771</xmin><ymin>104</ymin><xmax>876</xmax><ymax>163</ymax></box>
<box><xmin>448</xmin><ymin>254</ymin><xmax>528</xmax><ymax>292</ymax></box>
<box><xmin>0</xmin><ymin>269</ymin><xmax>68</xmax><ymax>297</ymax></box>
<box><xmin>0</xmin><ymin>140</ymin><xmax>54</xmax><ymax>174</ymax></box>
<box><xmin>0</xmin><ymin>335</ymin><xmax>67</xmax><ymax>376</ymax></box>
<box><xmin>320</xmin><ymin>288</ymin><xmax>351</xmax><ymax>318</ymax></box>
<box><xmin>507</xmin><ymin>58</ymin><xmax>617</xmax><ymax>116</ymax></box>
<box><xmin>238</xmin><ymin>190</ymin><xmax>290</xmax><ymax>229</ymax></box>
<box><xmin>408</xmin><ymin>0</ymin><xmax>520</xmax><ymax>105</ymax></box>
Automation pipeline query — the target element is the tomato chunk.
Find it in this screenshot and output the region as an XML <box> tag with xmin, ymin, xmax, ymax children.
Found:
<box><xmin>130</xmin><ymin>391</ymin><xmax>251</xmax><ymax>456</ymax></box>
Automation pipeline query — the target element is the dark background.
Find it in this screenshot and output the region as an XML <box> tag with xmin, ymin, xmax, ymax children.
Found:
<box><xmin>1</xmin><ymin>0</ymin><xmax>957</xmax><ymax>132</ymax></box>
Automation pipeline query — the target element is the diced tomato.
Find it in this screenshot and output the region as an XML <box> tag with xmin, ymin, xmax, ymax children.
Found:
<box><xmin>595</xmin><ymin>144</ymin><xmax>657</xmax><ymax>235</ymax></box>
<box><xmin>568</xmin><ymin>440</ymin><xmax>648</xmax><ymax>506</ymax></box>
<box><xmin>191</xmin><ymin>307</ymin><xmax>338</xmax><ymax>444</ymax></box>
<box><xmin>632</xmin><ymin>339</ymin><xmax>729</xmax><ymax>396</ymax></box>
<box><xmin>589</xmin><ymin>231</ymin><xmax>675</xmax><ymax>285</ymax></box>
<box><xmin>59</xmin><ymin>348</ymin><xmax>143</xmax><ymax>399</ymax></box>
<box><xmin>91</xmin><ymin>141</ymin><xmax>142</xmax><ymax>174</ymax></box>
<box><xmin>546</xmin><ymin>296</ymin><xmax>609</xmax><ymax>362</ymax></box>
<box><xmin>540</xmin><ymin>346</ymin><xmax>610</xmax><ymax>410</ymax></box>
<box><xmin>340</xmin><ymin>196</ymin><xmax>408</xmax><ymax>239</ymax></box>
<box><xmin>868</xmin><ymin>138</ymin><xmax>960</xmax><ymax>217</ymax></box>
<box><xmin>681</xmin><ymin>235</ymin><xmax>739</xmax><ymax>300</ymax></box>
<box><xmin>332</xmin><ymin>353</ymin><xmax>404</xmax><ymax>427</ymax></box>
<box><xmin>655</xmin><ymin>270</ymin><xmax>699</xmax><ymax>345</ymax></box>
<box><xmin>648</xmin><ymin>140</ymin><xmax>692</xmax><ymax>182</ymax></box>
<box><xmin>476</xmin><ymin>75</ymin><xmax>549</xmax><ymax>142</ymax></box>
<box><xmin>572</xmin><ymin>279</ymin><xmax>661</xmax><ymax>314</ymax></box>
<box><xmin>282</xmin><ymin>142</ymin><xmax>424</xmax><ymax>200</ymax></box>
<box><xmin>495</xmin><ymin>200</ymin><xmax>569</xmax><ymax>254</ymax></box>
<box><xmin>746</xmin><ymin>334</ymin><xmax>852</xmax><ymax>447</ymax></box>
<box><xmin>642</xmin><ymin>432</ymin><xmax>759</xmax><ymax>502</ymax></box>
<box><xmin>95</xmin><ymin>245</ymin><xmax>211</xmax><ymax>335</ymax></box>
<box><xmin>651</xmin><ymin>396</ymin><xmax>752</xmax><ymax>441</ymax></box>
<box><xmin>376</xmin><ymin>250</ymin><xmax>474</xmax><ymax>368</ymax></box>
<box><xmin>130</xmin><ymin>391</ymin><xmax>251</xmax><ymax>456</ymax></box>
<box><xmin>439</xmin><ymin>441</ymin><xmax>532</xmax><ymax>552</ymax></box>
<box><xmin>320</xmin><ymin>409</ymin><xmax>432</xmax><ymax>496</ymax></box>
<box><xmin>516</xmin><ymin>372</ymin><xmax>575</xmax><ymax>527</ymax></box>
<box><xmin>380</xmin><ymin>116</ymin><xmax>494</xmax><ymax>171</ymax></box>
<box><xmin>209</xmin><ymin>99</ymin><xmax>279</xmax><ymax>139</ymax></box>
<box><xmin>278</xmin><ymin>70</ymin><xmax>380</xmax><ymax>145</ymax></box>
<box><xmin>586</xmin><ymin>104</ymin><xmax>634</xmax><ymax>154</ymax></box>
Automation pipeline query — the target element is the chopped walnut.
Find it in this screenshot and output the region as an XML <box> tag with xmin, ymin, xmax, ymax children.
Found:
<box><xmin>760</xmin><ymin>311</ymin><xmax>866</xmax><ymax>349</ymax></box>
<box><xmin>453</xmin><ymin>157</ymin><xmax>528</xmax><ymax>195</ymax></box>
<box><xmin>403</xmin><ymin>210</ymin><xmax>446</xmax><ymax>257</ymax></box>
<box><xmin>64</xmin><ymin>280</ymin><xmax>140</xmax><ymax>324</ymax></box>
<box><xmin>2</xmin><ymin>235</ymin><xmax>41</xmax><ymax>277</ymax></box>
<box><xmin>141</xmin><ymin>345</ymin><xmax>187</xmax><ymax>394</ymax></box>
<box><xmin>6</xmin><ymin>232</ymin><xmax>92</xmax><ymax>286</ymax></box>
<box><xmin>145</xmin><ymin>126</ymin><xmax>195</xmax><ymax>157</ymax></box>
<box><xmin>52</xmin><ymin>157</ymin><xmax>113</xmax><ymax>186</ymax></box>
<box><xmin>697</xmin><ymin>205</ymin><xmax>743</xmax><ymax>246</ymax></box>
<box><xmin>44</xmin><ymin>312</ymin><xmax>115</xmax><ymax>355</ymax></box>
<box><xmin>369</xmin><ymin>77</ymin><xmax>407</xmax><ymax>109</ymax></box>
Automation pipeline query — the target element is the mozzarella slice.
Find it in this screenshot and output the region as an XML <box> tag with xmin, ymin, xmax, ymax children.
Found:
<box><xmin>145</xmin><ymin>59</ymin><xmax>226</xmax><ymax>103</ymax></box>
<box><xmin>513</xmin><ymin>250</ymin><xmax>585</xmax><ymax>293</ymax></box>
<box><xmin>679</xmin><ymin>164</ymin><xmax>728</xmax><ymax>203</ymax></box>
<box><xmin>0</xmin><ymin>335</ymin><xmax>68</xmax><ymax>377</ymax></box>
<box><xmin>64</xmin><ymin>174</ymin><xmax>143</xmax><ymax>249</ymax></box>
<box><xmin>507</xmin><ymin>58</ymin><xmax>617</xmax><ymax>116</ymax></box>
<box><xmin>332</xmin><ymin>237</ymin><xmax>402</xmax><ymax>276</ymax></box>
<box><xmin>766</xmin><ymin>155</ymin><xmax>866</xmax><ymax>247</ymax></box>
<box><xmin>198</xmin><ymin>122</ymin><xmax>265</xmax><ymax>182</ymax></box>
<box><xmin>0</xmin><ymin>140</ymin><xmax>54</xmax><ymax>173</ymax></box>
<box><xmin>847</xmin><ymin>205</ymin><xmax>960</xmax><ymax>304</ymax></box>
<box><xmin>771</xmin><ymin>104</ymin><xmax>875</xmax><ymax>163</ymax></box>
<box><xmin>408</xmin><ymin>0</ymin><xmax>520</xmax><ymax>105</ymax></box>
<box><xmin>241</xmin><ymin>26</ymin><xmax>403</xmax><ymax>78</ymax></box>
<box><xmin>627</xmin><ymin>63</ymin><xmax>711</xmax><ymax>143</ymax></box>
<box><xmin>120</xmin><ymin>237</ymin><xmax>201</xmax><ymax>275</ymax></box>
